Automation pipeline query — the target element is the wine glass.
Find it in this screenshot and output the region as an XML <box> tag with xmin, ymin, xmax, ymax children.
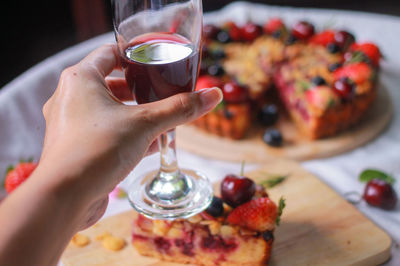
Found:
<box><xmin>111</xmin><ymin>0</ymin><xmax>213</xmax><ymax>219</ymax></box>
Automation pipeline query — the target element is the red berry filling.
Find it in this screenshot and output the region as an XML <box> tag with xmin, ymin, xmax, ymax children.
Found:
<box><xmin>132</xmin><ymin>234</ymin><xmax>149</xmax><ymax>241</ymax></box>
<box><xmin>174</xmin><ymin>239</ymin><xmax>195</xmax><ymax>256</ymax></box>
<box><xmin>154</xmin><ymin>237</ymin><xmax>172</xmax><ymax>253</ymax></box>
<box><xmin>201</xmin><ymin>235</ymin><xmax>238</xmax><ymax>252</ymax></box>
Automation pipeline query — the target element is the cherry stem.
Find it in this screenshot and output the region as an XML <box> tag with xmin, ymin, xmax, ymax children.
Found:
<box><xmin>240</xmin><ymin>160</ymin><xmax>245</xmax><ymax>176</ymax></box>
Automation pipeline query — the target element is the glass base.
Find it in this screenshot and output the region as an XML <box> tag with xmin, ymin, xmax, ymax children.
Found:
<box><xmin>128</xmin><ymin>169</ymin><xmax>213</xmax><ymax>220</ymax></box>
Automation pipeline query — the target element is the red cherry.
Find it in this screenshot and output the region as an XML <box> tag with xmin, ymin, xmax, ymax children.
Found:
<box><xmin>222</xmin><ymin>82</ymin><xmax>248</xmax><ymax>103</ymax></box>
<box><xmin>221</xmin><ymin>174</ymin><xmax>256</xmax><ymax>207</ymax></box>
<box><xmin>241</xmin><ymin>22</ymin><xmax>262</xmax><ymax>42</ymax></box>
<box><xmin>363</xmin><ymin>179</ymin><xmax>397</xmax><ymax>210</ymax></box>
<box><xmin>334</xmin><ymin>30</ymin><xmax>355</xmax><ymax>51</ymax></box>
<box><xmin>332</xmin><ymin>77</ymin><xmax>355</xmax><ymax>100</ymax></box>
<box><xmin>203</xmin><ymin>24</ymin><xmax>219</xmax><ymax>39</ymax></box>
<box><xmin>263</xmin><ymin>18</ymin><xmax>285</xmax><ymax>34</ymax></box>
<box><xmin>223</xmin><ymin>21</ymin><xmax>242</xmax><ymax>41</ymax></box>
<box><xmin>291</xmin><ymin>21</ymin><xmax>315</xmax><ymax>40</ymax></box>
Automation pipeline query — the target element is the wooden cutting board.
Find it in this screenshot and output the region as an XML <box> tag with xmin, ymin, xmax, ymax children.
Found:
<box><xmin>176</xmin><ymin>86</ymin><xmax>392</xmax><ymax>162</ymax></box>
<box><xmin>62</xmin><ymin>159</ymin><xmax>391</xmax><ymax>266</ymax></box>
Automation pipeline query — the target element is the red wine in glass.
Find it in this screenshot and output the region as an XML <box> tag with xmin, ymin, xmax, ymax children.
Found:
<box><xmin>122</xmin><ymin>32</ymin><xmax>199</xmax><ymax>104</ymax></box>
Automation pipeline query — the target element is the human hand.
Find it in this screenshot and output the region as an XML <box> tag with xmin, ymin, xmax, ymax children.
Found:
<box><xmin>39</xmin><ymin>44</ymin><xmax>222</xmax><ymax>228</ymax></box>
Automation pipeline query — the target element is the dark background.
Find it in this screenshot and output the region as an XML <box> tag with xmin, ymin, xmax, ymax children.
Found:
<box><xmin>1</xmin><ymin>0</ymin><xmax>400</xmax><ymax>88</ymax></box>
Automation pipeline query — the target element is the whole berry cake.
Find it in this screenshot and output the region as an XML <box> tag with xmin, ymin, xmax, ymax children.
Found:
<box><xmin>132</xmin><ymin>173</ymin><xmax>284</xmax><ymax>265</ymax></box>
<box><xmin>195</xmin><ymin>18</ymin><xmax>381</xmax><ymax>141</ymax></box>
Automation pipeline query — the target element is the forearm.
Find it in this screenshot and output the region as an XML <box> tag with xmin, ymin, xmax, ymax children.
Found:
<box><xmin>0</xmin><ymin>163</ymin><xmax>90</xmax><ymax>266</ymax></box>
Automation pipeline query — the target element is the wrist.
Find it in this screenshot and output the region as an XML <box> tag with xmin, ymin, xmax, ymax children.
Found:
<box><xmin>31</xmin><ymin>159</ymin><xmax>92</xmax><ymax>212</ymax></box>
<box><xmin>0</xmin><ymin>161</ymin><xmax>92</xmax><ymax>266</ymax></box>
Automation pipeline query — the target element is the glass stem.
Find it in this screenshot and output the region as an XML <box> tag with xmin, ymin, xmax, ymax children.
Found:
<box><xmin>145</xmin><ymin>128</ymin><xmax>190</xmax><ymax>202</ymax></box>
<box><xmin>158</xmin><ymin>129</ymin><xmax>179</xmax><ymax>178</ymax></box>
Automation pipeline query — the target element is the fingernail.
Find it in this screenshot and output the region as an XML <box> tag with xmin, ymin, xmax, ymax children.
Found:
<box><xmin>197</xmin><ymin>87</ymin><xmax>223</xmax><ymax>110</ymax></box>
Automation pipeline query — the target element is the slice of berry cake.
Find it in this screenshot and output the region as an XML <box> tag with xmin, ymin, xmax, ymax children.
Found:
<box><xmin>132</xmin><ymin>173</ymin><xmax>284</xmax><ymax>265</ymax></box>
<box><xmin>272</xmin><ymin>27</ymin><xmax>380</xmax><ymax>139</ymax></box>
<box><xmin>195</xmin><ymin>18</ymin><xmax>381</xmax><ymax>141</ymax></box>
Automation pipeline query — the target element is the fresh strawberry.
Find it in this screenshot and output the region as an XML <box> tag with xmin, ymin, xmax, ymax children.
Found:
<box><xmin>334</xmin><ymin>62</ymin><xmax>373</xmax><ymax>84</ymax></box>
<box><xmin>263</xmin><ymin>18</ymin><xmax>285</xmax><ymax>34</ymax></box>
<box><xmin>227</xmin><ymin>197</ymin><xmax>277</xmax><ymax>231</ymax></box>
<box><xmin>306</xmin><ymin>86</ymin><xmax>339</xmax><ymax>109</ymax></box>
<box><xmin>5</xmin><ymin>162</ymin><xmax>37</xmax><ymax>193</ymax></box>
<box><xmin>309</xmin><ymin>30</ymin><xmax>335</xmax><ymax>46</ymax></box>
<box><xmin>350</xmin><ymin>42</ymin><xmax>381</xmax><ymax>66</ymax></box>
<box><xmin>196</xmin><ymin>75</ymin><xmax>223</xmax><ymax>91</ymax></box>
<box><xmin>223</xmin><ymin>21</ymin><xmax>242</xmax><ymax>41</ymax></box>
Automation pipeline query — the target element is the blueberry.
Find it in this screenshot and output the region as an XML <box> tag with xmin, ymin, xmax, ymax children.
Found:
<box><xmin>263</xmin><ymin>128</ymin><xmax>283</xmax><ymax>147</ymax></box>
<box><xmin>211</xmin><ymin>49</ymin><xmax>226</xmax><ymax>60</ymax></box>
<box><xmin>258</xmin><ymin>104</ymin><xmax>279</xmax><ymax>126</ymax></box>
<box><xmin>271</xmin><ymin>30</ymin><xmax>282</xmax><ymax>39</ymax></box>
<box><xmin>327</xmin><ymin>43</ymin><xmax>341</xmax><ymax>53</ymax></box>
<box><xmin>285</xmin><ymin>34</ymin><xmax>297</xmax><ymax>45</ymax></box>
<box><xmin>217</xmin><ymin>30</ymin><xmax>231</xmax><ymax>43</ymax></box>
<box><xmin>224</xmin><ymin>109</ymin><xmax>233</xmax><ymax>120</ymax></box>
<box><xmin>311</xmin><ymin>76</ymin><xmax>326</xmax><ymax>86</ymax></box>
<box><xmin>262</xmin><ymin>231</ymin><xmax>274</xmax><ymax>242</ymax></box>
<box><xmin>328</xmin><ymin>62</ymin><xmax>342</xmax><ymax>72</ymax></box>
<box><xmin>205</xmin><ymin>196</ymin><xmax>224</xmax><ymax>217</ymax></box>
<box><xmin>208</xmin><ymin>64</ymin><xmax>225</xmax><ymax>77</ymax></box>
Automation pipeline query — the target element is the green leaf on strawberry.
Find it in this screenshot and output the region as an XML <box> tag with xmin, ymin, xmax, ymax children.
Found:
<box><xmin>19</xmin><ymin>157</ymin><xmax>34</xmax><ymax>164</ymax></box>
<box><xmin>3</xmin><ymin>165</ymin><xmax>14</xmax><ymax>188</ymax></box>
<box><xmin>346</xmin><ymin>51</ymin><xmax>367</xmax><ymax>64</ymax></box>
<box><xmin>213</xmin><ymin>101</ymin><xmax>226</xmax><ymax>112</ymax></box>
<box><xmin>276</xmin><ymin>197</ymin><xmax>286</xmax><ymax>226</ymax></box>
<box><xmin>5</xmin><ymin>165</ymin><xmax>14</xmax><ymax>174</ymax></box>
<box><xmin>296</xmin><ymin>80</ymin><xmax>311</xmax><ymax>92</ymax></box>
<box><xmin>259</xmin><ymin>174</ymin><xmax>288</xmax><ymax>188</ymax></box>
<box><xmin>327</xmin><ymin>98</ymin><xmax>336</xmax><ymax>108</ymax></box>
<box><xmin>359</xmin><ymin>169</ymin><xmax>395</xmax><ymax>185</ymax></box>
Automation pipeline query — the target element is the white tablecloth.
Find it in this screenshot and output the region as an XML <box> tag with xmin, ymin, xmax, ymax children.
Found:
<box><xmin>0</xmin><ymin>2</ymin><xmax>399</xmax><ymax>265</ymax></box>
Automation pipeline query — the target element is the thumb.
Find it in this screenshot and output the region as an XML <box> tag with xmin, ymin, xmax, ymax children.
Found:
<box><xmin>138</xmin><ymin>87</ymin><xmax>222</xmax><ymax>134</ymax></box>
